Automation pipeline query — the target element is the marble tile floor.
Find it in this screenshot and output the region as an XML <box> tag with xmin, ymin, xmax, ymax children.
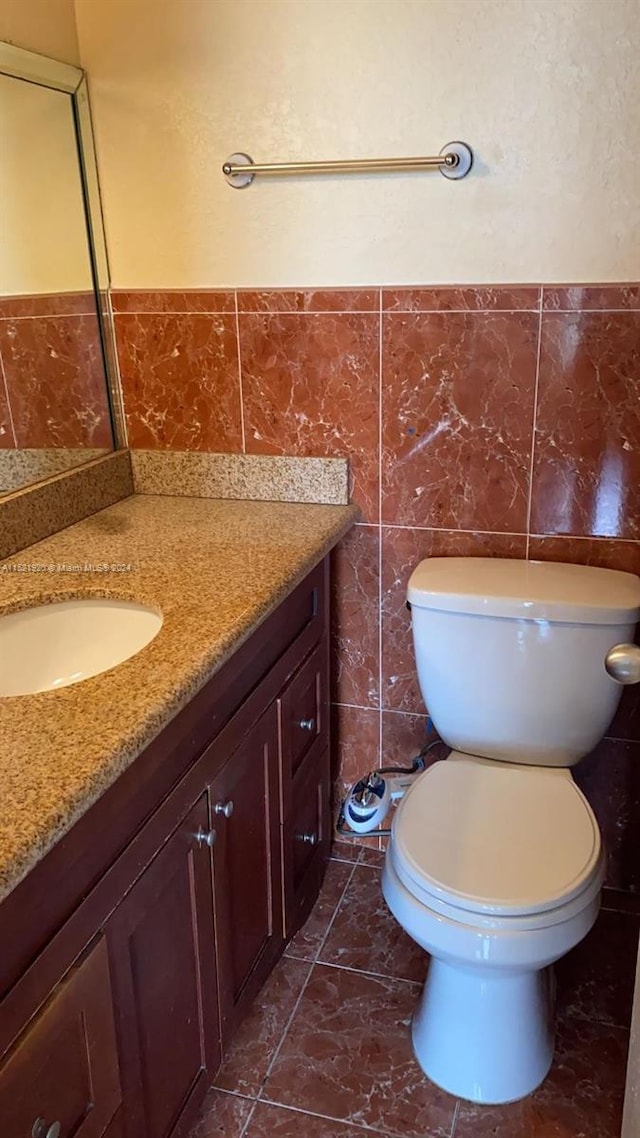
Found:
<box><xmin>189</xmin><ymin>842</ymin><xmax>638</xmax><ymax>1138</ymax></box>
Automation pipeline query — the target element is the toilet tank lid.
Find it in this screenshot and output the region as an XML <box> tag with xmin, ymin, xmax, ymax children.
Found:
<box><xmin>407</xmin><ymin>557</ymin><xmax>640</xmax><ymax>624</ymax></box>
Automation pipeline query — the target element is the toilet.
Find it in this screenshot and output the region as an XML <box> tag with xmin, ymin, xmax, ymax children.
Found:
<box><xmin>382</xmin><ymin>557</ymin><xmax>640</xmax><ymax>1105</ymax></box>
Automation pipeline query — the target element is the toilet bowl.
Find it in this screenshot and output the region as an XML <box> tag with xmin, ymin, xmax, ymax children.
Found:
<box><xmin>382</xmin><ymin>753</ymin><xmax>604</xmax><ymax>1103</ymax></box>
<box><xmin>383</xmin><ymin>557</ymin><xmax>640</xmax><ymax>1104</ymax></box>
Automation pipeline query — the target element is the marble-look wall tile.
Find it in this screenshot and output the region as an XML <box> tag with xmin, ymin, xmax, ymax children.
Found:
<box><xmin>331</xmin><ymin>703</ymin><xmax>380</xmax><ymax>801</ymax></box>
<box><xmin>110</xmin><ymin>290</ymin><xmax>235</xmax><ymax>313</ymax></box>
<box><xmin>330</xmin><ymin>524</ymin><xmax>380</xmax><ymax>708</ymax></box>
<box><xmin>237</xmin><ymin>289</ymin><xmax>378</xmax><ymax>313</ymax></box>
<box><xmin>543</xmin><ymin>285</ymin><xmax>640</xmax><ymax>311</ymax></box>
<box><xmin>382</xmin><ymin>286</ymin><xmax>540</xmax><ymax>312</ymax></box>
<box><xmin>115</xmin><ymin>313</ymin><xmax>243</xmax><ymax>450</ymax></box>
<box><xmin>381</xmin><ymin>709</ymin><xmax>435</xmax><ymax>767</ymax></box>
<box><xmin>239</xmin><ymin>313</ymin><xmax>379</xmax><ymax>521</ymax></box>
<box><xmin>0</xmin><ymin>315</ymin><xmax>111</xmax><ymax>448</ymax></box>
<box><xmin>531</xmin><ymin>312</ymin><xmax>640</xmax><ymax>539</ymax></box>
<box><xmin>381</xmin><ymin>312</ymin><xmax>538</xmax><ymax>530</ymax></box>
<box><xmin>528</xmin><ymin>535</ymin><xmax>640</xmax><ymax>575</ymax></box>
<box><xmin>609</xmin><ymin>683</ymin><xmax>640</xmax><ymax>746</ymax></box>
<box><xmin>381</xmin><ymin>526</ymin><xmax>527</xmax><ymax>713</ymax></box>
<box><xmin>575</xmin><ymin>738</ymin><xmax>640</xmax><ymax>893</ymax></box>
<box><xmin>0</xmin><ymin>371</ymin><xmax>14</xmax><ymax>449</ymax></box>
<box><xmin>0</xmin><ymin>292</ymin><xmax>96</xmax><ymax>318</ymax></box>
<box><xmin>556</xmin><ymin>907</ymin><xmax>640</xmax><ymax>1029</ymax></box>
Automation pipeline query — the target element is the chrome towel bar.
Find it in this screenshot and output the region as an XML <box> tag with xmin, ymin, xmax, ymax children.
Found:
<box><xmin>222</xmin><ymin>141</ymin><xmax>473</xmax><ymax>188</ymax></box>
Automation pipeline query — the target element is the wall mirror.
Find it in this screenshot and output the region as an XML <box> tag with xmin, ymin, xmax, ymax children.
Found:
<box><xmin>0</xmin><ymin>42</ymin><xmax>118</xmax><ymax>496</ymax></box>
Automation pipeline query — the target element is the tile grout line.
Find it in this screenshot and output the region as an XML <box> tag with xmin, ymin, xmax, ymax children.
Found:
<box><xmin>253</xmin><ymin>1097</ymin><xmax>397</xmax><ymax>1136</ymax></box>
<box><xmin>366</xmin><ymin>520</ymin><xmax>640</xmax><ymax>546</ymax></box>
<box><xmin>238</xmin><ymin>1099</ymin><xmax>258</xmax><ymax>1138</ymax></box>
<box><xmin>335</xmin><ymin>700</ymin><xmax>424</xmax><ymax>719</ymax></box>
<box><xmin>529</xmin><ymin>532</ymin><xmax>640</xmax><ymax>545</ymax></box>
<box><xmin>100</xmin><ymin>305</ymin><xmax>640</xmax><ymax>316</ymax></box>
<box><xmin>310</xmin><ymin>958</ymin><xmax>424</xmax><ymax>988</ymax></box>
<box><xmin>449</xmin><ymin>1099</ymin><xmax>461</xmax><ymax>1137</ymax></box>
<box><xmin>378</xmin><ymin>287</ymin><xmax>384</xmax><ymax>803</ymax></box>
<box><xmin>314</xmin><ymin>858</ymin><xmax>361</xmax><ymax>959</ymax></box>
<box><xmin>380</xmin><ymin>522</ymin><xmax>529</xmax><ymax>537</ymax></box>
<box><xmin>254</xmin><ymin>859</ymin><xmax>361</xmax><ymax>1103</ymax></box>
<box><xmin>524</xmin><ymin>287</ymin><xmax>544</xmax><ymax>558</ymax></box>
<box><xmin>246</xmin><ymin>959</ymin><xmax>314</xmax><ymax>1107</ymax></box>
<box><xmin>234</xmin><ymin>290</ymin><xmax>247</xmax><ymax>453</ymax></box>
<box><xmin>254</xmin><ymin>1097</ymin><xmax>395</xmax><ymax>1135</ymax></box>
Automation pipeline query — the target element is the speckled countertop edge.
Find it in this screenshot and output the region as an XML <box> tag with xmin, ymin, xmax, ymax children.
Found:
<box><xmin>0</xmin><ymin>494</ymin><xmax>358</xmax><ymax>901</ymax></box>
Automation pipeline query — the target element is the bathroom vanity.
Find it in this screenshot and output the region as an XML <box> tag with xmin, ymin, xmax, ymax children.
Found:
<box><xmin>0</xmin><ymin>493</ymin><xmax>355</xmax><ymax>1138</ymax></box>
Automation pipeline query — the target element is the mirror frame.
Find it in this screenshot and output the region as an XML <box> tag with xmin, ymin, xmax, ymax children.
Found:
<box><xmin>0</xmin><ymin>41</ymin><xmax>125</xmax><ymax>458</ymax></box>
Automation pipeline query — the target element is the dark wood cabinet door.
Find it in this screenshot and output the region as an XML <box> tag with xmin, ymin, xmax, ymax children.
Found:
<box><xmin>212</xmin><ymin>705</ymin><xmax>284</xmax><ymax>1041</ymax></box>
<box><xmin>0</xmin><ymin>937</ymin><xmax>121</xmax><ymax>1138</ymax></box>
<box><xmin>106</xmin><ymin>794</ymin><xmax>220</xmax><ymax>1138</ymax></box>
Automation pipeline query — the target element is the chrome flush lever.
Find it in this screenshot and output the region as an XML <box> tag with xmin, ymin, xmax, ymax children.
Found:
<box><xmin>605</xmin><ymin>644</ymin><xmax>640</xmax><ymax>684</ymax></box>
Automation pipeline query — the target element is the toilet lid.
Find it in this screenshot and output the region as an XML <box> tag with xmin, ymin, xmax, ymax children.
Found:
<box><xmin>392</xmin><ymin>757</ymin><xmax>601</xmax><ymax>917</ymax></box>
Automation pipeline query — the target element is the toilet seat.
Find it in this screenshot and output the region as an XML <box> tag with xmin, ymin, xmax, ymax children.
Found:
<box><xmin>391</xmin><ymin>755</ymin><xmax>602</xmax><ymax>924</ymax></box>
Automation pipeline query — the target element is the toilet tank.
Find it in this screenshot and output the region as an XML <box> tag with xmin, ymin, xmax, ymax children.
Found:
<box><xmin>408</xmin><ymin>558</ymin><xmax>640</xmax><ymax>767</ymax></box>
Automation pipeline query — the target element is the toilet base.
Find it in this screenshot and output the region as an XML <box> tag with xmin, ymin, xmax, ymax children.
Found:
<box><xmin>412</xmin><ymin>958</ymin><xmax>555</xmax><ymax>1104</ymax></box>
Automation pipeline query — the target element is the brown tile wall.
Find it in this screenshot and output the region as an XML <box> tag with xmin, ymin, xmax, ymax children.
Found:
<box><xmin>111</xmin><ymin>285</ymin><xmax>640</xmax><ymax>890</ymax></box>
<box><xmin>0</xmin><ymin>293</ymin><xmax>112</xmax><ymax>450</ymax></box>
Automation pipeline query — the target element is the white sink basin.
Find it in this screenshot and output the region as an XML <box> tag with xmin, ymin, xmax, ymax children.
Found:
<box><xmin>0</xmin><ymin>598</ymin><xmax>163</xmax><ymax>696</ymax></box>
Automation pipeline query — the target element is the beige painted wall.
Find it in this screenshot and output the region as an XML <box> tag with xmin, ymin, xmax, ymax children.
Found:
<box><xmin>76</xmin><ymin>0</ymin><xmax>640</xmax><ymax>288</ymax></box>
<box><xmin>0</xmin><ymin>74</ymin><xmax>94</xmax><ymax>295</ymax></box>
<box><xmin>0</xmin><ymin>0</ymin><xmax>79</xmax><ymax>65</ymax></box>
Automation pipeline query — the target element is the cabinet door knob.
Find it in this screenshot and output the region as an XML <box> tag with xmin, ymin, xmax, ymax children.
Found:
<box><xmin>299</xmin><ymin>832</ymin><xmax>318</xmax><ymax>846</ymax></box>
<box><xmin>32</xmin><ymin>1125</ymin><xmax>61</xmax><ymax>1138</ymax></box>
<box><xmin>214</xmin><ymin>800</ymin><xmax>234</xmax><ymax>819</ymax></box>
<box><xmin>298</xmin><ymin>717</ymin><xmax>316</xmax><ymax>732</ymax></box>
<box><xmin>195</xmin><ymin>826</ymin><xmax>217</xmax><ymax>848</ymax></box>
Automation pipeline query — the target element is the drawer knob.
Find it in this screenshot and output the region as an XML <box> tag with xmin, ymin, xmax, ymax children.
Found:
<box><xmin>32</xmin><ymin>1125</ymin><xmax>61</xmax><ymax>1138</ymax></box>
<box><xmin>298</xmin><ymin>717</ymin><xmax>316</xmax><ymax>732</ymax></box>
<box><xmin>299</xmin><ymin>832</ymin><xmax>318</xmax><ymax>846</ymax></box>
<box><xmin>215</xmin><ymin>800</ymin><xmax>234</xmax><ymax>819</ymax></box>
<box><xmin>195</xmin><ymin>827</ymin><xmax>217</xmax><ymax>848</ymax></box>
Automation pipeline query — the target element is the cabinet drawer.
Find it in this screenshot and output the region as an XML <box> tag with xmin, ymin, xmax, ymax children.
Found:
<box><xmin>278</xmin><ymin>644</ymin><xmax>328</xmax><ymax>814</ymax></box>
<box><xmin>283</xmin><ymin>748</ymin><xmax>331</xmax><ymax>939</ymax></box>
<box><xmin>0</xmin><ymin>937</ymin><xmax>120</xmax><ymax>1138</ymax></box>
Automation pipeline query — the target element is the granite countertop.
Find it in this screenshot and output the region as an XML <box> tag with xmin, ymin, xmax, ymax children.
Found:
<box><xmin>0</xmin><ymin>494</ymin><xmax>357</xmax><ymax>902</ymax></box>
